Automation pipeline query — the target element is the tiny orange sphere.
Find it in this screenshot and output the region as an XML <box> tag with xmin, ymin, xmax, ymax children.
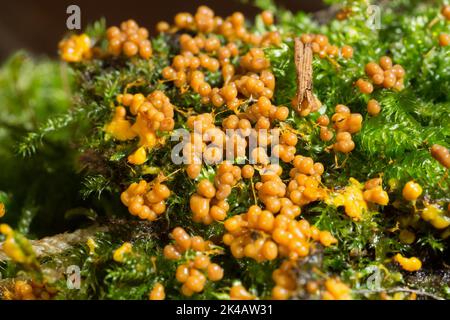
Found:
<box><xmin>441</xmin><ymin>5</ymin><xmax>450</xmax><ymax>20</ymax></box>
<box><xmin>356</xmin><ymin>79</ymin><xmax>373</xmax><ymax>94</ymax></box>
<box><xmin>341</xmin><ymin>45</ymin><xmax>353</xmax><ymax>59</ymax></box>
<box><xmin>149</xmin><ymin>283</ymin><xmax>165</xmax><ymax>300</ymax></box>
<box><xmin>402</xmin><ymin>181</ymin><xmax>423</xmax><ymax>201</ymax></box>
<box><xmin>123</xmin><ymin>41</ymin><xmax>139</xmax><ymax>57</ymax></box>
<box><xmin>367</xmin><ymin>99</ymin><xmax>381</xmax><ymax>116</ymax></box>
<box><xmin>261</xmin><ymin>10</ymin><xmax>274</xmax><ymax>26</ymax></box>
<box><xmin>207</xmin><ymin>263</ymin><xmax>224</xmax><ymax>281</ymax></box>
<box><xmin>439</xmin><ymin>33</ymin><xmax>450</xmax><ymax>47</ymax></box>
<box><xmin>379</xmin><ymin>56</ymin><xmax>393</xmax><ymax>70</ymax></box>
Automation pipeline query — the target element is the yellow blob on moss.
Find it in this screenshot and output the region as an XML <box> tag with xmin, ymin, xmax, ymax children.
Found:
<box><xmin>363</xmin><ymin>186</ymin><xmax>389</xmax><ymax>206</ymax></box>
<box><xmin>326</xmin><ymin>178</ymin><xmax>368</xmax><ymax>220</ymax></box>
<box><xmin>322</xmin><ymin>278</ymin><xmax>352</xmax><ymax>300</ymax></box>
<box><xmin>128</xmin><ymin>146</ymin><xmax>148</xmax><ymax>165</ymax></box>
<box><xmin>131</xmin><ymin>114</ymin><xmax>159</xmax><ymax>148</ymax></box>
<box><xmin>105</xmin><ymin>107</ymin><xmax>137</xmax><ymax>141</ymax></box>
<box><xmin>86</xmin><ymin>237</ymin><xmax>97</xmax><ymax>255</ymax></box>
<box><xmin>0</xmin><ymin>224</ymin><xmax>37</xmax><ymax>265</ymax></box>
<box><xmin>421</xmin><ymin>204</ymin><xmax>450</xmax><ymax>229</ymax></box>
<box><xmin>59</xmin><ymin>34</ymin><xmax>92</xmax><ymax>63</ymax></box>
<box><xmin>113</xmin><ymin>242</ymin><xmax>133</xmax><ymax>262</ymax></box>
<box><xmin>394</xmin><ymin>253</ymin><xmax>422</xmax><ymax>272</ymax></box>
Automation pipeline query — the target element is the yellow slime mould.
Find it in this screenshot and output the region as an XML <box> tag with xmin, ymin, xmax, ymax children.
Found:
<box><xmin>326</xmin><ymin>178</ymin><xmax>368</xmax><ymax>220</ymax></box>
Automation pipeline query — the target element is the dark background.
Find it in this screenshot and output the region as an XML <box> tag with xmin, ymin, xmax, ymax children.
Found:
<box><xmin>0</xmin><ymin>0</ymin><xmax>325</xmax><ymax>61</ymax></box>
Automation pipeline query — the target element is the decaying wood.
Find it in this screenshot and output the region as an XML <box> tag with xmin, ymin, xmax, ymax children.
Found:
<box><xmin>0</xmin><ymin>225</ymin><xmax>108</xmax><ymax>261</ymax></box>
<box><xmin>294</xmin><ymin>37</ymin><xmax>317</xmax><ymax>114</ymax></box>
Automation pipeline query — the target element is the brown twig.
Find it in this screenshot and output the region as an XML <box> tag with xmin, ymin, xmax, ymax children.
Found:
<box><xmin>294</xmin><ymin>37</ymin><xmax>317</xmax><ymax>114</ymax></box>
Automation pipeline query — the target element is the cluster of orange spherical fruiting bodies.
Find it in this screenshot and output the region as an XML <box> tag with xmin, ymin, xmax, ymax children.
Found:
<box><xmin>271</xmin><ymin>260</ymin><xmax>297</xmax><ymax>300</ymax></box>
<box><xmin>272</xmin><ymin>130</ymin><xmax>298</xmax><ymax>163</ymax></box>
<box><xmin>240</xmin><ymin>48</ymin><xmax>271</xmax><ymax>72</ymax></box>
<box><xmin>172</xmin><ymin>6</ymin><xmax>217</xmax><ymax>33</ymax></box>
<box><xmin>223</xmin><ymin>205</ymin><xmax>282</xmax><ymax>261</ymax></box>
<box><xmin>106</xmin><ymin>20</ymin><xmax>152</xmax><ymax>59</ymax></box>
<box><xmin>214</xmin><ymin>161</ymin><xmax>242</xmax><ymax>190</ymax></box>
<box><xmin>7</xmin><ymin>280</ymin><xmax>56</xmax><ymax>300</ymax></box>
<box><xmin>182</xmin><ymin>109</ymin><xmax>290</xmax><ymax>180</ymax></box>
<box><xmin>355</xmin><ymin>79</ymin><xmax>374</xmax><ymax>95</ymax></box>
<box><xmin>162</xmin><ymin>47</ymin><xmax>275</xmax><ymax>111</ymax></box>
<box><xmin>221</xmin><ymin>116</ymin><xmax>285</xmax><ymax>164</ymax></box>
<box><xmin>287</xmin><ymin>155</ymin><xmax>326</xmax><ymax>207</ymax></box>
<box><xmin>170</xmin><ymin>6</ymin><xmax>281</xmax><ymax>47</ymax></box>
<box><xmin>58</xmin><ymin>34</ymin><xmax>92</xmax><ymax>62</ymax></box>
<box><xmin>234</xmin><ymin>70</ymin><xmax>276</xmax><ymax>102</ymax></box>
<box><xmin>256</xmin><ymin>165</ymin><xmax>290</xmax><ymax>213</ymax></box>
<box><xmin>163</xmin><ymin>227</ymin><xmax>215</xmax><ymax>259</ymax></box>
<box><xmin>245</xmin><ymin>96</ymin><xmax>289</xmax><ymax>124</ymax></box>
<box><xmin>357</xmin><ymin>56</ymin><xmax>406</xmax><ymax>94</ymax></box>
<box><xmin>119</xmin><ymin>91</ymin><xmax>175</xmax><ymax>130</ymax></box>
<box><xmin>300</xmin><ymin>33</ymin><xmax>354</xmax><ymax>59</ymax></box>
<box><xmin>367</xmin><ymin>99</ymin><xmax>381</xmax><ymax>116</ymax></box>
<box><xmin>162</xmin><ymin>228</ymin><xmax>223</xmax><ymax>296</ymax></box>
<box><xmin>183</xmin><ymin>113</ymin><xmax>224</xmax><ymax>181</ymax></box>
<box><xmin>162</xmin><ymin>49</ymin><xmax>220</xmax><ymax>98</ymax></box>
<box><xmin>223</xmin><ymin>202</ymin><xmax>336</xmax><ymax>262</ymax></box>
<box><xmin>191</xmin><ymin>162</ymin><xmax>241</xmax><ymax>224</ymax></box>
<box><xmin>108</xmin><ymin>91</ymin><xmax>175</xmax><ymax>165</ymax></box>
<box><xmin>331</xmin><ymin>105</ymin><xmax>363</xmax><ymax>134</ymax></box>
<box><xmin>431</xmin><ymin>144</ymin><xmax>450</xmax><ymax>168</ymax></box>
<box><xmin>184</xmin><ymin>113</ymin><xmax>217</xmax><ymax>170</ymax></box>
<box><xmin>223</xmin><ymin>115</ymin><xmax>266</xmax><ymax>162</ymax></box>
<box><xmin>183</xmin><ymin>111</ymin><xmax>283</xmax><ymax>180</ymax></box>
<box><xmin>159</xmin><ymin>6</ymin><xmax>280</xmax><ymax>111</ymax></box>
<box><xmin>149</xmin><ymin>283</ymin><xmax>165</xmax><ymax>300</ymax></box>
<box><xmin>322</xmin><ymin>278</ymin><xmax>352</xmax><ymax>300</ymax></box>
<box><xmin>328</xmin><ymin>104</ymin><xmax>362</xmax><ymax>153</ymax></box>
<box><xmin>120</xmin><ymin>180</ymin><xmax>171</xmax><ymax>221</ymax></box>
<box><xmin>305</xmin><ymin>281</ymin><xmax>321</xmax><ymax>296</ymax></box>
<box><xmin>333</xmin><ymin>132</ymin><xmax>355</xmax><ymax>154</ymax></box>
<box><xmin>362</xmin><ymin>177</ymin><xmax>389</xmax><ymax>206</ymax></box>
<box><xmin>317</xmin><ymin>114</ymin><xmax>333</xmax><ymax>142</ymax></box>
<box><xmin>252</xmin><ymin>133</ymin><xmax>275</xmax><ymax>162</ymax></box>
<box><xmin>176</xmin><ymin>254</ymin><xmax>224</xmax><ymax>296</ymax></box>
